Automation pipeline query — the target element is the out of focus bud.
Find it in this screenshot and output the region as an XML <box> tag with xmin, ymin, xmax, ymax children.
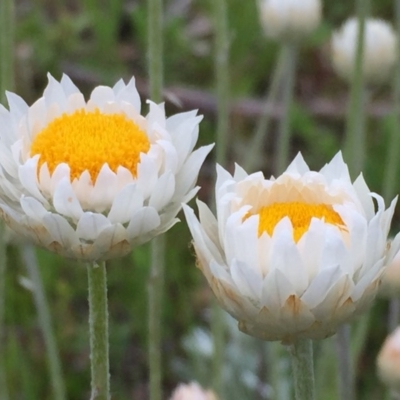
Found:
<box><xmin>380</xmin><ymin>250</ymin><xmax>400</xmax><ymax>298</ymax></box>
<box><xmin>169</xmin><ymin>382</ymin><xmax>218</xmax><ymax>400</ymax></box>
<box><xmin>258</xmin><ymin>0</ymin><xmax>322</xmax><ymax>42</ymax></box>
<box><xmin>331</xmin><ymin>18</ymin><xmax>397</xmax><ymax>85</ymax></box>
<box><xmin>377</xmin><ymin>327</ymin><xmax>400</xmax><ymax>393</ymax></box>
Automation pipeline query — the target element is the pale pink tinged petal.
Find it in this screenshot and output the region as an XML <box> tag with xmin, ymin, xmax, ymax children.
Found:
<box><xmin>126</xmin><ymin>206</ymin><xmax>161</xmax><ymax>238</ymax></box>
<box><xmin>76</xmin><ymin>212</ymin><xmax>111</xmax><ymax>241</ymax></box>
<box><xmin>28</xmin><ymin>98</ymin><xmax>47</xmax><ymax>138</ymax></box>
<box><xmin>197</xmin><ymin>199</ymin><xmax>221</xmax><ymax>250</ymax></box>
<box><xmin>231</xmin><ymin>259</ymin><xmax>262</xmax><ymax>300</ymax></box>
<box><xmin>116</xmin><ymin>76</ymin><xmax>141</xmax><ymax>113</ymax></box>
<box><xmin>6</xmin><ymin>91</ymin><xmax>28</xmax><ymax>119</ymax></box>
<box><xmin>20</xmin><ymin>196</ymin><xmax>48</xmax><ymax>220</ymax></box>
<box><xmin>156</xmin><ymin>139</ymin><xmax>178</xmax><ymax>173</ymax></box>
<box><xmin>18</xmin><ymin>157</ymin><xmax>48</xmax><ymax>203</ymax></box>
<box><xmin>50</xmin><ymin>163</ymin><xmax>71</xmax><ymax>195</ymax></box>
<box><xmin>285</xmin><ymin>152</ymin><xmax>310</xmax><ymax>175</ymax></box>
<box><xmin>89</xmin><ymin>86</ymin><xmax>116</xmax><ymax>109</ymax></box>
<box><xmin>112</xmin><ymin>79</ymin><xmax>125</xmax><ymax>94</ymax></box>
<box><xmin>269</xmin><ymin>218</ymin><xmax>309</xmax><ymax>295</ymax></box>
<box><xmin>136</xmin><ymin>154</ymin><xmax>158</xmax><ymax>199</ymax></box>
<box><xmin>301</xmin><ymin>264</ymin><xmax>343</xmax><ymax>308</ymax></box>
<box><xmin>262</xmin><ymin>268</ymin><xmax>296</xmax><ymax>309</ymax></box>
<box><xmin>149</xmin><ymin>171</ymin><xmax>175</xmax><ymax>211</ymax></box>
<box><xmin>60</xmin><ymin>74</ymin><xmax>80</xmax><ymax>96</ymax></box>
<box><xmin>42</xmin><ymin>213</ymin><xmax>78</xmax><ymax>246</ymax></box>
<box><xmin>146</xmin><ymin>100</ymin><xmax>166</xmax><ymax>131</ymax></box>
<box><xmin>166</xmin><ymin>110</ymin><xmax>199</xmax><ymax>131</ymax></box>
<box><xmin>66</xmin><ymin>93</ymin><xmax>86</xmax><ymax>113</ymax></box>
<box><xmin>233</xmin><ymin>163</ymin><xmax>248</xmax><ymax>181</ymax></box>
<box><xmin>353</xmin><ymin>174</ymin><xmax>375</xmax><ymax>220</ymax></box>
<box><xmin>52</xmin><ymin>178</ymin><xmax>84</xmax><ymax>220</ymax></box>
<box><xmin>91</xmin><ymin>164</ymin><xmax>118</xmax><ymax>211</ymax></box>
<box><xmin>352</xmin><ymin>258</ymin><xmax>384</xmax><ymax>301</ymax></box>
<box><xmin>174</xmin><ymin>144</ymin><xmax>213</xmax><ymax>196</ymax></box>
<box><xmin>108</xmin><ymin>183</ymin><xmax>143</xmax><ymax>224</ymax></box>
<box><xmin>44</xmin><ymin>74</ymin><xmax>68</xmax><ymax>108</ymax></box>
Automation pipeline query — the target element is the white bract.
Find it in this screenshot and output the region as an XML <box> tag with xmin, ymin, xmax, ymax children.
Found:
<box><xmin>259</xmin><ymin>0</ymin><xmax>322</xmax><ymax>42</ymax></box>
<box><xmin>184</xmin><ymin>153</ymin><xmax>399</xmax><ymax>342</ymax></box>
<box><xmin>332</xmin><ymin>18</ymin><xmax>397</xmax><ymax>85</ymax></box>
<box><xmin>0</xmin><ymin>74</ymin><xmax>213</xmax><ymax>261</ymax></box>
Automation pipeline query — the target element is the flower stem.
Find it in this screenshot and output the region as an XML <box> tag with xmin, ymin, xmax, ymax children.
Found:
<box><xmin>344</xmin><ymin>0</ymin><xmax>370</xmax><ymax>177</ymax></box>
<box><xmin>21</xmin><ymin>245</ymin><xmax>66</xmax><ymax>400</ymax></box>
<box><xmin>87</xmin><ymin>261</ymin><xmax>110</xmax><ymax>400</ymax></box>
<box><xmin>287</xmin><ymin>339</ymin><xmax>315</xmax><ymax>400</ymax></box>
<box><xmin>0</xmin><ymin>223</ymin><xmax>8</xmax><ymax>400</ymax></box>
<box><xmin>275</xmin><ymin>43</ymin><xmax>298</xmax><ymax>175</ymax></box>
<box><xmin>336</xmin><ymin>324</ymin><xmax>355</xmax><ymax>400</ymax></box>
<box><xmin>244</xmin><ymin>47</ymin><xmax>286</xmax><ymax>172</ymax></box>
<box><xmin>0</xmin><ymin>0</ymin><xmax>14</xmax><ymax>103</ymax></box>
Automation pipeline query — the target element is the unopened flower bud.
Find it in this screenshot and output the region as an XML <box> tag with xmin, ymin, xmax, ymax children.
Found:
<box><xmin>259</xmin><ymin>0</ymin><xmax>322</xmax><ymax>42</ymax></box>
<box><xmin>377</xmin><ymin>327</ymin><xmax>400</xmax><ymax>392</ymax></box>
<box><xmin>169</xmin><ymin>382</ymin><xmax>218</xmax><ymax>400</ymax></box>
<box><xmin>331</xmin><ymin>18</ymin><xmax>397</xmax><ymax>85</ymax></box>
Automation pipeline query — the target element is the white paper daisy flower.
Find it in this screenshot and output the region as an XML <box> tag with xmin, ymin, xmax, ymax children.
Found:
<box><xmin>183</xmin><ymin>153</ymin><xmax>399</xmax><ymax>343</ymax></box>
<box><xmin>0</xmin><ymin>74</ymin><xmax>213</xmax><ymax>261</ymax></box>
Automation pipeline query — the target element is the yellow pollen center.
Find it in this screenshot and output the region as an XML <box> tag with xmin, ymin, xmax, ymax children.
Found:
<box><xmin>252</xmin><ymin>202</ymin><xmax>346</xmax><ymax>242</ymax></box>
<box><xmin>30</xmin><ymin>108</ymin><xmax>150</xmax><ymax>180</ymax></box>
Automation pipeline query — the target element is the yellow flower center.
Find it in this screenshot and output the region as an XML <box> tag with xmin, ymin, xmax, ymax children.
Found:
<box><xmin>254</xmin><ymin>201</ymin><xmax>346</xmax><ymax>242</ymax></box>
<box><xmin>30</xmin><ymin>108</ymin><xmax>150</xmax><ymax>181</ymax></box>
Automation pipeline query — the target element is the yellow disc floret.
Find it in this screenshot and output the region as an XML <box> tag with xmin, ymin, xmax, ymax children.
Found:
<box><xmin>30</xmin><ymin>108</ymin><xmax>150</xmax><ymax>181</ymax></box>
<box><xmin>253</xmin><ymin>201</ymin><xmax>346</xmax><ymax>242</ymax></box>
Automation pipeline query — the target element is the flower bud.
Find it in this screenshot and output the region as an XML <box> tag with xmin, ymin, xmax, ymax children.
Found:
<box><xmin>169</xmin><ymin>382</ymin><xmax>218</xmax><ymax>400</ymax></box>
<box><xmin>331</xmin><ymin>18</ymin><xmax>397</xmax><ymax>85</ymax></box>
<box><xmin>258</xmin><ymin>0</ymin><xmax>322</xmax><ymax>42</ymax></box>
<box><xmin>377</xmin><ymin>327</ymin><xmax>400</xmax><ymax>392</ymax></box>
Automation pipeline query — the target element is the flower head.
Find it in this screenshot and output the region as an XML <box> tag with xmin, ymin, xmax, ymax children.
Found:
<box><xmin>259</xmin><ymin>0</ymin><xmax>322</xmax><ymax>42</ymax></box>
<box><xmin>170</xmin><ymin>382</ymin><xmax>218</xmax><ymax>400</ymax></box>
<box><xmin>331</xmin><ymin>18</ymin><xmax>397</xmax><ymax>85</ymax></box>
<box><xmin>184</xmin><ymin>153</ymin><xmax>399</xmax><ymax>343</ymax></box>
<box><xmin>377</xmin><ymin>327</ymin><xmax>400</xmax><ymax>392</ymax></box>
<box><xmin>0</xmin><ymin>74</ymin><xmax>213</xmax><ymax>260</ymax></box>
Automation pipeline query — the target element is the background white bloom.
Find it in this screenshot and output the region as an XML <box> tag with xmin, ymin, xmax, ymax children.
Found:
<box><xmin>331</xmin><ymin>18</ymin><xmax>397</xmax><ymax>85</ymax></box>
<box><xmin>184</xmin><ymin>153</ymin><xmax>399</xmax><ymax>343</ymax></box>
<box><xmin>0</xmin><ymin>74</ymin><xmax>213</xmax><ymax>261</ymax></box>
<box><xmin>169</xmin><ymin>382</ymin><xmax>218</xmax><ymax>400</ymax></box>
<box><xmin>377</xmin><ymin>327</ymin><xmax>400</xmax><ymax>392</ymax></box>
<box><xmin>259</xmin><ymin>0</ymin><xmax>322</xmax><ymax>42</ymax></box>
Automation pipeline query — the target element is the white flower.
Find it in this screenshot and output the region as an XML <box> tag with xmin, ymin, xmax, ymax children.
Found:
<box><xmin>259</xmin><ymin>0</ymin><xmax>322</xmax><ymax>42</ymax></box>
<box><xmin>331</xmin><ymin>18</ymin><xmax>397</xmax><ymax>85</ymax></box>
<box><xmin>377</xmin><ymin>327</ymin><xmax>400</xmax><ymax>392</ymax></box>
<box><xmin>380</xmin><ymin>248</ymin><xmax>400</xmax><ymax>298</ymax></box>
<box><xmin>183</xmin><ymin>153</ymin><xmax>399</xmax><ymax>343</ymax></box>
<box><xmin>0</xmin><ymin>74</ymin><xmax>213</xmax><ymax>261</ymax></box>
<box><xmin>170</xmin><ymin>382</ymin><xmax>218</xmax><ymax>400</ymax></box>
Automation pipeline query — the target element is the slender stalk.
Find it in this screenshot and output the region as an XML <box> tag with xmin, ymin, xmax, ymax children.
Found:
<box><xmin>147</xmin><ymin>0</ymin><xmax>164</xmax><ymax>399</ymax></box>
<box><xmin>20</xmin><ymin>245</ymin><xmax>66</xmax><ymax>400</ymax></box>
<box><xmin>0</xmin><ymin>224</ymin><xmax>8</xmax><ymax>400</ymax></box>
<box><xmin>275</xmin><ymin>44</ymin><xmax>298</xmax><ymax>175</ymax></box>
<box><xmin>344</xmin><ymin>0</ymin><xmax>370</xmax><ymax>177</ymax></box>
<box><xmin>287</xmin><ymin>339</ymin><xmax>315</xmax><ymax>400</ymax></box>
<box><xmin>0</xmin><ymin>0</ymin><xmax>15</xmax><ymax>103</ymax></box>
<box><xmin>336</xmin><ymin>324</ymin><xmax>355</xmax><ymax>400</ymax></box>
<box><xmin>210</xmin><ymin>0</ymin><xmax>230</xmax><ymax>397</ymax></box>
<box><xmin>388</xmin><ymin>299</ymin><xmax>400</xmax><ymax>333</ymax></box>
<box><xmin>244</xmin><ymin>48</ymin><xmax>286</xmax><ymax>172</ymax></box>
<box><xmin>87</xmin><ymin>261</ymin><xmax>110</xmax><ymax>400</ymax></box>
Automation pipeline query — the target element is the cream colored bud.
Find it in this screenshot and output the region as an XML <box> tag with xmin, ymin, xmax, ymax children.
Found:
<box><xmin>169</xmin><ymin>382</ymin><xmax>218</xmax><ymax>400</ymax></box>
<box><xmin>259</xmin><ymin>0</ymin><xmax>322</xmax><ymax>42</ymax></box>
<box><xmin>331</xmin><ymin>18</ymin><xmax>397</xmax><ymax>85</ymax></box>
<box><xmin>377</xmin><ymin>327</ymin><xmax>400</xmax><ymax>392</ymax></box>
<box><xmin>380</xmin><ymin>250</ymin><xmax>400</xmax><ymax>298</ymax></box>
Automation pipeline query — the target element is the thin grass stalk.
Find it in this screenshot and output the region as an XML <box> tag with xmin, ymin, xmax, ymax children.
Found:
<box><xmin>275</xmin><ymin>44</ymin><xmax>298</xmax><ymax>175</ymax></box>
<box><xmin>87</xmin><ymin>261</ymin><xmax>110</xmax><ymax>400</ymax></box>
<box><xmin>20</xmin><ymin>245</ymin><xmax>66</xmax><ymax>400</ymax></box>
<box><xmin>210</xmin><ymin>0</ymin><xmax>230</xmax><ymax>396</ymax></box>
<box><xmin>0</xmin><ymin>224</ymin><xmax>8</xmax><ymax>400</ymax></box>
<box><xmin>147</xmin><ymin>0</ymin><xmax>164</xmax><ymax>399</ymax></box>
<box><xmin>244</xmin><ymin>48</ymin><xmax>286</xmax><ymax>172</ymax></box>
<box><xmin>336</xmin><ymin>324</ymin><xmax>355</xmax><ymax>400</ymax></box>
<box><xmin>287</xmin><ymin>339</ymin><xmax>315</xmax><ymax>400</ymax></box>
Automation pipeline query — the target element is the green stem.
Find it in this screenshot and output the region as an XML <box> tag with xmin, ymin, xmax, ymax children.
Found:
<box><xmin>336</xmin><ymin>324</ymin><xmax>355</xmax><ymax>400</ymax></box>
<box><xmin>275</xmin><ymin>44</ymin><xmax>298</xmax><ymax>175</ymax></box>
<box><xmin>344</xmin><ymin>0</ymin><xmax>370</xmax><ymax>177</ymax></box>
<box><xmin>244</xmin><ymin>47</ymin><xmax>286</xmax><ymax>172</ymax></box>
<box><xmin>147</xmin><ymin>0</ymin><xmax>164</xmax><ymax>399</ymax></box>
<box><xmin>21</xmin><ymin>245</ymin><xmax>66</xmax><ymax>400</ymax></box>
<box><xmin>287</xmin><ymin>339</ymin><xmax>315</xmax><ymax>400</ymax></box>
<box><xmin>87</xmin><ymin>261</ymin><xmax>110</xmax><ymax>400</ymax></box>
<box><xmin>148</xmin><ymin>236</ymin><xmax>165</xmax><ymax>400</ymax></box>
<box><xmin>0</xmin><ymin>0</ymin><xmax>15</xmax><ymax>103</ymax></box>
<box><xmin>0</xmin><ymin>223</ymin><xmax>8</xmax><ymax>400</ymax></box>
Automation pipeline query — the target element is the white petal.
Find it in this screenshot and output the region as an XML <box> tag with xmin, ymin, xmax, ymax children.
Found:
<box><xmin>76</xmin><ymin>212</ymin><xmax>111</xmax><ymax>241</ymax></box>
<box><xmin>149</xmin><ymin>171</ymin><xmax>175</xmax><ymax>211</ymax></box>
<box><xmin>52</xmin><ymin>178</ymin><xmax>83</xmax><ymax>220</ymax></box>
<box><xmin>231</xmin><ymin>259</ymin><xmax>262</xmax><ymax>300</ymax></box>
<box><xmin>108</xmin><ymin>183</ymin><xmax>143</xmax><ymax>224</ymax></box>
<box><xmin>126</xmin><ymin>207</ymin><xmax>161</xmax><ymax>238</ymax></box>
